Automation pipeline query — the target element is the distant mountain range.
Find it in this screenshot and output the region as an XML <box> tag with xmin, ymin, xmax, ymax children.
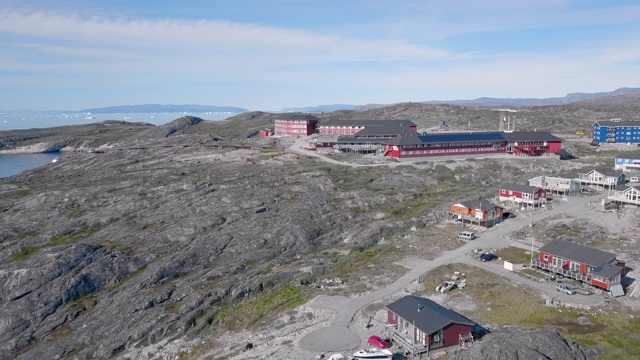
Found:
<box><xmin>281</xmin><ymin>87</ymin><xmax>640</xmax><ymax>112</ymax></box>
<box><xmin>1</xmin><ymin>104</ymin><xmax>249</xmax><ymax>114</ymax></box>
<box><xmin>78</xmin><ymin>104</ymin><xmax>249</xmax><ymax>114</ymax></box>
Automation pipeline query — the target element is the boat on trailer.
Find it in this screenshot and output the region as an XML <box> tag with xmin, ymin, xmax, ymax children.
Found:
<box><xmin>352</xmin><ymin>348</ymin><xmax>393</xmax><ymax>359</ymax></box>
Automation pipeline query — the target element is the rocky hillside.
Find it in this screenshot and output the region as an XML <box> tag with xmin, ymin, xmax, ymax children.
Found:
<box><xmin>0</xmin><ymin>115</ymin><xmax>581</xmax><ymax>359</ymax></box>
<box><xmin>449</xmin><ymin>327</ymin><xmax>602</xmax><ymax>360</ymax></box>
<box><xmin>1</xmin><ymin>97</ymin><xmax>638</xmax><ymax>359</ymax></box>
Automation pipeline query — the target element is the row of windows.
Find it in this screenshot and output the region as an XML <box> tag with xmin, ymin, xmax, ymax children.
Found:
<box><xmin>399</xmin><ymin>147</ymin><xmax>500</xmax><ymax>155</ymax></box>
<box><xmin>276</xmin><ymin>129</ymin><xmax>309</xmax><ymax>133</ymax></box>
<box><xmin>275</xmin><ymin>124</ymin><xmax>309</xmax><ymax>129</ymax></box>
<box><xmin>275</xmin><ymin>120</ymin><xmax>315</xmax><ymax>124</ymax></box>
<box><xmin>596</xmin><ymin>126</ymin><xmax>640</xmax><ymax>130</ymax></box>
<box><xmin>318</xmin><ymin>126</ymin><xmax>365</xmax><ymax>129</ymax></box>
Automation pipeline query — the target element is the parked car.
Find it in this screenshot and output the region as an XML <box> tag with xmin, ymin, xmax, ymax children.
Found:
<box><xmin>457</xmin><ymin>231</ymin><xmax>477</xmax><ymax>240</ymax></box>
<box><xmin>480</xmin><ymin>253</ymin><xmax>497</xmax><ymax>262</ymax></box>
<box><xmin>556</xmin><ymin>284</ymin><xmax>576</xmax><ymax>295</ymax></box>
<box><xmin>367</xmin><ymin>335</ymin><xmax>389</xmax><ymax>349</ymax></box>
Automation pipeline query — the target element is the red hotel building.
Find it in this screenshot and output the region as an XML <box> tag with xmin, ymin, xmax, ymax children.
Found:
<box><xmin>382</xmin><ymin>131</ymin><xmax>561</xmax><ymax>159</ymax></box>
<box><xmin>274</xmin><ymin>114</ymin><xmax>319</xmax><ymax>136</ymax></box>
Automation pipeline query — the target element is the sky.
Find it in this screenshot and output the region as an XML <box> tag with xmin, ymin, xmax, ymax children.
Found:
<box><xmin>1</xmin><ymin>0</ymin><xmax>640</xmax><ymax>111</ymax></box>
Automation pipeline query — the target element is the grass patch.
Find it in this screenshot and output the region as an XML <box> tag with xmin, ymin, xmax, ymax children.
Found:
<box><xmin>107</xmin><ymin>266</ymin><xmax>147</xmax><ymax>292</ymax></box>
<box><xmin>49</xmin><ymin>326</ymin><xmax>72</xmax><ymax>340</ymax></box>
<box><xmin>494</xmin><ymin>246</ymin><xmax>533</xmax><ymax>265</ymax></box>
<box><xmin>165</xmin><ymin>302</ymin><xmax>182</xmax><ymax>313</ymax></box>
<box><xmin>10</xmin><ymin>246</ymin><xmax>40</xmax><ymax>261</ymax></box>
<box><xmin>49</xmin><ymin>226</ymin><xmax>98</xmax><ymax>246</ymax></box>
<box><xmin>214</xmin><ymin>284</ymin><xmax>308</xmax><ymax>331</ymax></box>
<box><xmin>9</xmin><ymin>189</ymin><xmax>30</xmax><ymax>198</ymax></box>
<box><xmin>65</xmin><ymin>206</ymin><xmax>86</xmax><ymax>219</ymax></box>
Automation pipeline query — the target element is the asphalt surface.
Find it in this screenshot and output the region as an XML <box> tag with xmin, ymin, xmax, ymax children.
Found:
<box><xmin>299</xmin><ymin>187</ymin><xmax>609</xmax><ymax>353</ymax></box>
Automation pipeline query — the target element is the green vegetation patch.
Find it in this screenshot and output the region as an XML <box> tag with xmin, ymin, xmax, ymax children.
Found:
<box><xmin>65</xmin><ymin>206</ymin><xmax>86</xmax><ymax>219</ymax></box>
<box><xmin>326</xmin><ymin>244</ymin><xmax>407</xmax><ymax>291</ymax></box>
<box><xmin>9</xmin><ymin>189</ymin><xmax>30</xmax><ymax>199</ymax></box>
<box><xmin>494</xmin><ymin>246</ymin><xmax>533</xmax><ymax>265</ymax></box>
<box><xmin>10</xmin><ymin>246</ymin><xmax>40</xmax><ymax>262</ymax></box>
<box><xmin>49</xmin><ymin>226</ymin><xmax>97</xmax><ymax>246</ymax></box>
<box><xmin>213</xmin><ymin>284</ymin><xmax>308</xmax><ymax>331</ymax></box>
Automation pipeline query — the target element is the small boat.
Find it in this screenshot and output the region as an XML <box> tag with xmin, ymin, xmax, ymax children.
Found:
<box><xmin>51</xmin><ymin>156</ymin><xmax>61</xmax><ymax>163</ymax></box>
<box><xmin>352</xmin><ymin>348</ymin><xmax>393</xmax><ymax>359</ymax></box>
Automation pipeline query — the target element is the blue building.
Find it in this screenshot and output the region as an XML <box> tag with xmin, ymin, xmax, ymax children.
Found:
<box><xmin>593</xmin><ymin>120</ymin><xmax>640</xmax><ymax>144</ymax></box>
<box><xmin>614</xmin><ymin>153</ymin><xmax>640</xmax><ymax>171</ymax></box>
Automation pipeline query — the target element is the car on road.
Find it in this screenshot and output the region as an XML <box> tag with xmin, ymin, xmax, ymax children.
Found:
<box><xmin>556</xmin><ymin>284</ymin><xmax>576</xmax><ymax>295</ymax></box>
<box><xmin>457</xmin><ymin>231</ymin><xmax>477</xmax><ymax>240</ymax></box>
<box><xmin>367</xmin><ymin>335</ymin><xmax>389</xmax><ymax>349</ymax></box>
<box><xmin>480</xmin><ymin>253</ymin><xmax>497</xmax><ymax>262</ymax></box>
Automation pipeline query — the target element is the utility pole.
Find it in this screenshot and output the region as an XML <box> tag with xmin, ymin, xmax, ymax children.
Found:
<box><xmin>530</xmin><ymin>235</ymin><xmax>534</xmax><ymax>267</ymax></box>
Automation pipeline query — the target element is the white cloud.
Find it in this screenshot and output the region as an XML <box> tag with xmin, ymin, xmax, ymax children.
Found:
<box><xmin>0</xmin><ymin>11</ymin><xmax>451</xmax><ymax>62</ymax></box>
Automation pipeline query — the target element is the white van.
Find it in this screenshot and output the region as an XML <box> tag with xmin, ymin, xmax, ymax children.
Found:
<box><xmin>457</xmin><ymin>231</ymin><xmax>477</xmax><ymax>240</ymax></box>
<box><xmin>629</xmin><ymin>177</ymin><xmax>639</xmax><ymax>183</ymax></box>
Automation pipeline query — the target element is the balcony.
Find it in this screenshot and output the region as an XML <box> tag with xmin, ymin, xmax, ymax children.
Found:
<box><xmin>391</xmin><ymin>331</ymin><xmax>429</xmax><ymax>355</ymax></box>
<box><xmin>531</xmin><ymin>259</ymin><xmax>591</xmax><ymax>282</ymax></box>
<box><xmin>608</xmin><ymin>193</ymin><xmax>640</xmax><ymax>206</ymax></box>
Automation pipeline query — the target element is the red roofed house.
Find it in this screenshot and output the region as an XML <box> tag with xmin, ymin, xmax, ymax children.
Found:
<box><xmin>532</xmin><ymin>239</ymin><xmax>625</xmax><ymax>297</ymax></box>
<box><xmin>498</xmin><ymin>183</ymin><xmax>547</xmax><ymax>209</ymax></box>
<box><xmin>386</xmin><ymin>295</ymin><xmax>477</xmax><ymax>357</ymax></box>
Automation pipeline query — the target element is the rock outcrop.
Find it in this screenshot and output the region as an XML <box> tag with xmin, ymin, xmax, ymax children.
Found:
<box><xmin>449</xmin><ymin>327</ymin><xmax>602</xmax><ymax>360</ymax></box>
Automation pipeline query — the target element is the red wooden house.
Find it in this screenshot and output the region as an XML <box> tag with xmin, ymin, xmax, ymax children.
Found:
<box><xmin>498</xmin><ymin>183</ymin><xmax>547</xmax><ymax>208</ymax></box>
<box><xmin>532</xmin><ymin>239</ymin><xmax>625</xmax><ymax>296</ymax></box>
<box><xmin>449</xmin><ymin>198</ymin><xmax>503</xmax><ymax>228</ymax></box>
<box><xmin>386</xmin><ymin>295</ymin><xmax>476</xmax><ymax>357</ymax></box>
<box><xmin>274</xmin><ymin>114</ymin><xmax>319</xmax><ymax>136</ymax></box>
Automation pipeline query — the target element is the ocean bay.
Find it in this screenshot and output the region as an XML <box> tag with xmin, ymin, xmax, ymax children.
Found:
<box><xmin>0</xmin><ymin>111</ymin><xmax>237</xmax><ymax>178</ymax></box>
<box><xmin>0</xmin><ymin>111</ymin><xmax>234</xmax><ymax>131</ymax></box>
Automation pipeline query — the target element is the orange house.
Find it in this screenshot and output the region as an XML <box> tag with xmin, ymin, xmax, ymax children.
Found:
<box><xmin>450</xmin><ymin>198</ymin><xmax>503</xmax><ymax>228</ymax></box>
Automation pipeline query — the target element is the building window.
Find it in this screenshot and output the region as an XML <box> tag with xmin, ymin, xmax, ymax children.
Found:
<box><xmin>430</xmin><ymin>329</ymin><xmax>443</xmax><ymax>348</ymax></box>
<box><xmin>543</xmin><ymin>254</ymin><xmax>549</xmax><ymax>262</ymax></box>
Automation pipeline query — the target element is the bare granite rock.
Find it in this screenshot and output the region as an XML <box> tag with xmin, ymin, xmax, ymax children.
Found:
<box><xmin>449</xmin><ymin>327</ymin><xmax>602</xmax><ymax>360</ymax></box>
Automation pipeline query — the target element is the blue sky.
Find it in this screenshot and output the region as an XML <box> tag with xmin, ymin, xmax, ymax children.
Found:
<box><xmin>1</xmin><ymin>0</ymin><xmax>639</xmax><ymax>111</ymax></box>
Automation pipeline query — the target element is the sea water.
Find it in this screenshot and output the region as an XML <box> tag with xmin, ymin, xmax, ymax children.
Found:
<box><xmin>0</xmin><ymin>153</ymin><xmax>61</xmax><ymax>179</ymax></box>
<box><xmin>0</xmin><ymin>111</ymin><xmax>237</xmax><ymax>178</ymax></box>
<box><xmin>0</xmin><ymin>111</ymin><xmax>235</xmax><ymax>131</ymax></box>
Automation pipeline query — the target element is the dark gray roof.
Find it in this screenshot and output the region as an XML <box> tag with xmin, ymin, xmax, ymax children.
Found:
<box><xmin>384</xmin><ymin>131</ymin><xmax>505</xmax><ymax>146</ymax></box>
<box><xmin>615</xmin><ymin>153</ymin><xmax>640</xmax><ymax>160</ymax></box>
<box><xmin>458</xmin><ymin>198</ymin><xmax>499</xmax><ymax>211</ymax></box>
<box><xmin>591</xmin><ymin>263</ymin><xmax>623</xmax><ymax>279</ymax></box>
<box><xmin>322</xmin><ymin>119</ymin><xmax>417</xmax><ymax>127</ymax></box>
<box><xmin>594</xmin><ymin>120</ymin><xmax>640</xmax><ymax>127</ymax></box>
<box><xmin>500</xmin><ymin>131</ymin><xmax>561</xmax><ymax>142</ymax></box>
<box><xmin>614</xmin><ymin>184</ymin><xmax>640</xmax><ymax>192</ymax></box>
<box><xmin>500</xmin><ymin>183</ymin><xmax>543</xmax><ymax>194</ymax></box>
<box><xmin>354</xmin><ymin>124</ymin><xmax>416</xmax><ymax>137</ymax></box>
<box><xmin>538</xmin><ymin>240</ymin><xmax>616</xmax><ymax>267</ymax></box>
<box><xmin>276</xmin><ymin>113</ymin><xmax>320</xmax><ymax>121</ymax></box>
<box><xmin>593</xmin><ymin>168</ymin><xmax>624</xmax><ymax>177</ymax></box>
<box><xmin>335</xmin><ymin>137</ymin><xmax>388</xmax><ymax>144</ymax></box>
<box><xmin>386</xmin><ymin>296</ymin><xmax>476</xmax><ymax>335</ymax></box>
